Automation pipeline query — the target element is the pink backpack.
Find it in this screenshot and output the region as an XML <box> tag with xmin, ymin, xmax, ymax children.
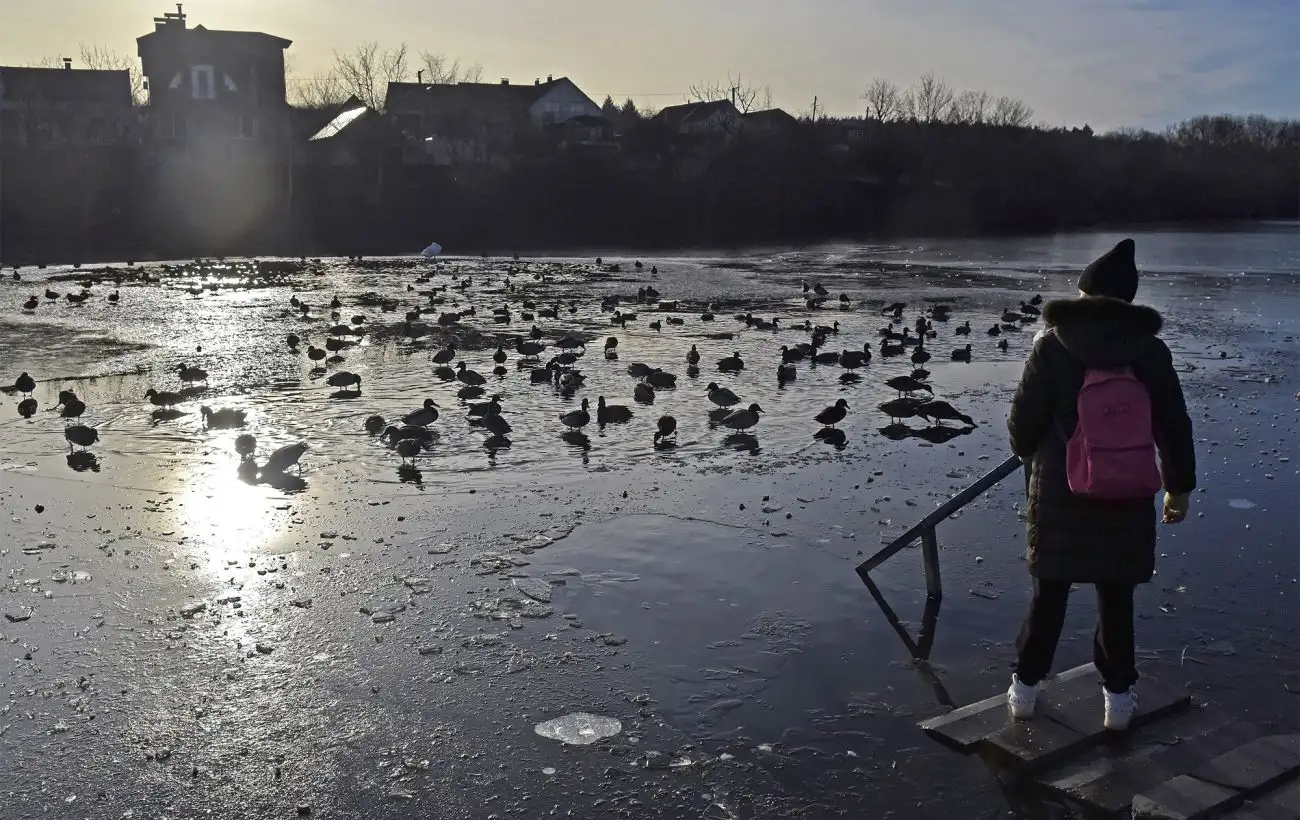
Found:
<box><xmin>1066</xmin><ymin>367</ymin><xmax>1163</xmax><ymax>499</ymax></box>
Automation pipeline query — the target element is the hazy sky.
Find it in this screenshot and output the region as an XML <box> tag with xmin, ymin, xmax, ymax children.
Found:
<box><xmin>1</xmin><ymin>0</ymin><xmax>1295</xmax><ymax>130</ymax></box>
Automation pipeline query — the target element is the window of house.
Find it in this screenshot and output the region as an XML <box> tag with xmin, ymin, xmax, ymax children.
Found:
<box><xmin>191</xmin><ymin>65</ymin><xmax>215</xmax><ymax>100</ymax></box>
<box><xmin>238</xmin><ymin>114</ymin><xmax>256</xmax><ymax>138</ymax></box>
<box><xmin>157</xmin><ymin>112</ymin><xmax>187</xmax><ymax>138</ymax></box>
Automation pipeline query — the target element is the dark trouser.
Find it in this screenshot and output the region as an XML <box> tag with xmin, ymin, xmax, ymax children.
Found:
<box><xmin>1014</xmin><ymin>578</ymin><xmax>1138</xmax><ymax>693</ymax></box>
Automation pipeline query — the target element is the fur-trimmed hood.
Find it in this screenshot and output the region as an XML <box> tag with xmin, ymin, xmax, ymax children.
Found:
<box><xmin>1038</xmin><ymin>296</ymin><xmax>1164</xmax><ymax>369</ymax></box>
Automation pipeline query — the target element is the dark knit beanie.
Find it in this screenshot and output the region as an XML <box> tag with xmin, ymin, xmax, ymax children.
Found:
<box><xmin>1078</xmin><ymin>238</ymin><xmax>1138</xmax><ymax>302</ymax></box>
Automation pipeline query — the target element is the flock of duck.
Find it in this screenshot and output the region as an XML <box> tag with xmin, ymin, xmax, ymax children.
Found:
<box><xmin>8</xmin><ymin>256</ymin><xmax>1046</xmax><ymax>477</ymax></box>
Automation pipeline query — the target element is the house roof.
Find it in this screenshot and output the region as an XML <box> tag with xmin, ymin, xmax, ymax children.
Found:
<box><xmin>654</xmin><ymin>99</ymin><xmax>740</xmax><ymax>129</ymax></box>
<box><xmin>295</xmin><ymin>96</ymin><xmax>410</xmax><ymax>147</ymax></box>
<box><xmin>745</xmin><ymin>108</ymin><xmax>799</xmax><ymax>127</ymax></box>
<box><xmin>385</xmin><ymin>76</ymin><xmax>593</xmax><ymax>113</ymax></box>
<box><xmin>310</xmin><ymin>101</ymin><xmax>370</xmax><ymax>141</ymax></box>
<box><xmin>137</xmin><ymin>23</ymin><xmax>292</xmax><ymax>52</ymax></box>
<box><xmin>0</xmin><ymin>67</ymin><xmax>133</xmax><ymax>105</ymax></box>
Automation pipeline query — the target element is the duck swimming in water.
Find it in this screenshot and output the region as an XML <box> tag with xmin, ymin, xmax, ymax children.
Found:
<box><xmin>401</xmin><ymin>399</ymin><xmax>440</xmax><ymax>427</ymax></box>
<box><xmin>200</xmin><ymin>406</ymin><xmax>247</xmax><ymax>429</ymax></box>
<box><xmin>142</xmin><ymin>388</ymin><xmax>182</xmax><ymax>409</ymax></box>
<box><xmin>717</xmin><ymin>352</ymin><xmax>744</xmax><ymax>372</ymax></box>
<box><xmin>559</xmin><ymin>398</ymin><xmax>591</xmax><ymax>429</ymax></box>
<box><xmin>596</xmin><ymin>396</ymin><xmax>633</xmax><ymax>425</ymax></box>
<box><xmin>456</xmin><ymin>362</ymin><xmax>486</xmax><ymax>386</ymax></box>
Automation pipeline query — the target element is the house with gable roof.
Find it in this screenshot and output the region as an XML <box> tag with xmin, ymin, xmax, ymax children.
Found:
<box><xmin>385</xmin><ymin>75</ymin><xmax>608</xmax><ymax>168</ymax></box>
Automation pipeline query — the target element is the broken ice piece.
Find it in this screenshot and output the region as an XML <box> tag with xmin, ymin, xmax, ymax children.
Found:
<box><xmin>512</xmin><ymin>578</ymin><xmax>552</xmax><ymax>603</ymax></box>
<box><xmin>534</xmin><ymin>713</ymin><xmax>622</xmax><ymax>746</ymax></box>
<box><xmin>179</xmin><ymin>602</ymin><xmax>207</xmax><ymax>618</ymax></box>
<box><xmin>4</xmin><ymin>608</ymin><xmax>33</xmax><ymax>623</ymax></box>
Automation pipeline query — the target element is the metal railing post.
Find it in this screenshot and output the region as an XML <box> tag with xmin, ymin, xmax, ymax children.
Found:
<box><xmin>921</xmin><ymin>526</ymin><xmax>942</xmax><ymax>599</ymax></box>
<box><xmin>856</xmin><ymin>454</ymin><xmax>1023</xmax><ymax>589</ymax></box>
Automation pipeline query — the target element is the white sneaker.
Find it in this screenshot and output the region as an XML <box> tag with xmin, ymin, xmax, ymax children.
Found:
<box><xmin>1007</xmin><ymin>675</ymin><xmax>1039</xmax><ymax>720</ymax></box>
<box><xmin>1103</xmin><ymin>686</ymin><xmax>1138</xmax><ymax>731</ymax></box>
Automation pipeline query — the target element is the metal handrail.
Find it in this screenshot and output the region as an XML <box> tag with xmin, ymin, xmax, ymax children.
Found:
<box><xmin>856</xmin><ymin>454</ymin><xmax>1023</xmax><ymax>599</ymax></box>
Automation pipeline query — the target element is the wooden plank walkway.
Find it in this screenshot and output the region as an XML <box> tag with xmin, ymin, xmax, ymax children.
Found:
<box><xmin>918</xmin><ymin>663</ymin><xmax>1300</xmax><ymax>819</ymax></box>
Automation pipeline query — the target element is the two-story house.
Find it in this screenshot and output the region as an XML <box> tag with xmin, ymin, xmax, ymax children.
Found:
<box><xmin>386</xmin><ymin>76</ymin><xmax>604</xmax><ymax>168</ymax></box>
<box><xmin>135</xmin><ymin>4</ymin><xmax>293</xmax><ymax>253</ymax></box>
<box><xmin>0</xmin><ymin>62</ymin><xmax>136</xmax><ymax>264</ymax></box>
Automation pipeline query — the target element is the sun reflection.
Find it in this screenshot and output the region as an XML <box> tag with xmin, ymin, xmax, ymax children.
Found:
<box><xmin>171</xmin><ymin>454</ymin><xmax>287</xmax><ymax>576</ymax></box>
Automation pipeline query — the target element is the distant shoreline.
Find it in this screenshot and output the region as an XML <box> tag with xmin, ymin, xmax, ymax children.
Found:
<box><xmin>4</xmin><ymin>218</ymin><xmax>1294</xmax><ymax>269</ymax></box>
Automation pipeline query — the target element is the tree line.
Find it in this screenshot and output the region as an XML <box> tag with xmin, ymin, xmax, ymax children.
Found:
<box><xmin>5</xmin><ymin>47</ymin><xmax>1296</xmax><ymax>261</ymax></box>
<box><xmin>861</xmin><ymin>73</ymin><xmax>1034</xmax><ymax>127</ymax></box>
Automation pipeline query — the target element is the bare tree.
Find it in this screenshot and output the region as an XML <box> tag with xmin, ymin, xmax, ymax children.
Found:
<box><xmin>688</xmin><ymin>73</ymin><xmax>762</xmax><ymax>114</ymax></box>
<box><xmin>989</xmin><ymin>95</ymin><xmax>1034</xmax><ymax>128</ymax></box>
<box><xmin>333</xmin><ymin>42</ymin><xmax>411</xmax><ymax>110</ymax></box>
<box><xmin>289</xmin><ymin>74</ymin><xmax>350</xmax><ymax>108</ymax></box>
<box><xmin>72</xmin><ymin>44</ymin><xmax>148</xmax><ymax>103</ymax></box>
<box><xmin>862</xmin><ymin>78</ymin><xmax>903</xmax><ymax>122</ymax></box>
<box><xmin>947</xmin><ymin>89</ymin><xmax>991</xmax><ymax>124</ymax></box>
<box><xmin>909</xmin><ymin>72</ymin><xmax>955</xmax><ymax>123</ymax></box>
<box><xmin>417</xmin><ymin>51</ymin><xmax>484</xmax><ymax>84</ymax></box>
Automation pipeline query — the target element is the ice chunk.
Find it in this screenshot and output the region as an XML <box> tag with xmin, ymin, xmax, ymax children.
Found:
<box><xmin>533</xmin><ymin>713</ymin><xmax>622</xmax><ymax>746</ymax></box>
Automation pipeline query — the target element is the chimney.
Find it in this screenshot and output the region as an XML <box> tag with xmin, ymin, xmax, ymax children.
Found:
<box><xmin>418</xmin><ymin>69</ymin><xmax>425</xmax><ymax>84</ymax></box>
<box><xmin>547</xmin><ymin>74</ymin><xmax>553</xmax><ymax>82</ymax></box>
<box><xmin>62</xmin><ymin>57</ymin><xmax>72</xmax><ymax>70</ymax></box>
<box><xmin>499</xmin><ymin>78</ymin><xmax>509</xmax><ymax>86</ymax></box>
<box><xmin>534</xmin><ymin>78</ymin><xmax>539</xmax><ymax>86</ymax></box>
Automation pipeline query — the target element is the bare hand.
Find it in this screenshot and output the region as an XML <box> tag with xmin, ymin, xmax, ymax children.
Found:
<box><xmin>1162</xmin><ymin>492</ymin><xmax>1190</xmax><ymax>524</ymax></box>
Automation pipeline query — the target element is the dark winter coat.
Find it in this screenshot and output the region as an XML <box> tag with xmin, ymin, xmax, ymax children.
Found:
<box><xmin>1007</xmin><ymin>296</ymin><xmax>1196</xmax><ymax>585</ymax></box>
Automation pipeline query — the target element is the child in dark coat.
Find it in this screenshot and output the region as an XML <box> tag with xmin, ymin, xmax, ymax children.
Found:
<box><xmin>1006</xmin><ymin>238</ymin><xmax>1196</xmax><ymax>730</ymax></box>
